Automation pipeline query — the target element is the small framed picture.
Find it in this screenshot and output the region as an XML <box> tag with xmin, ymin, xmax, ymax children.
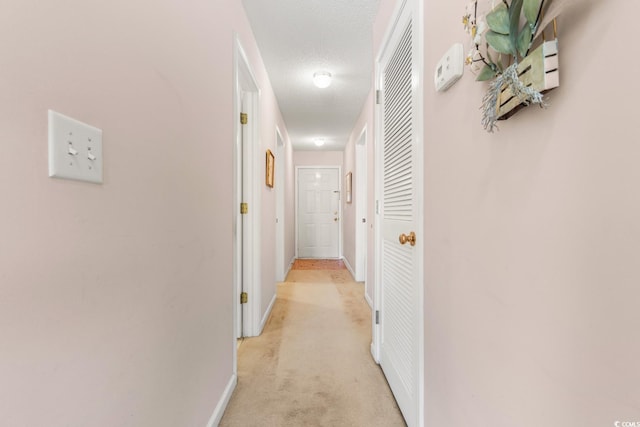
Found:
<box><xmin>346</xmin><ymin>172</ymin><xmax>352</xmax><ymax>203</ymax></box>
<box><xmin>266</xmin><ymin>149</ymin><xmax>275</xmax><ymax>188</ymax></box>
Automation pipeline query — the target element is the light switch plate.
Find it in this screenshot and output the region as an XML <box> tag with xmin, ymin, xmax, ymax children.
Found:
<box><xmin>48</xmin><ymin>110</ymin><xmax>103</xmax><ymax>184</ymax></box>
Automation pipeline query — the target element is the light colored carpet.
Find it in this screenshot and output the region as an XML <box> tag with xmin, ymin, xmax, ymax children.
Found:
<box><xmin>220</xmin><ymin>268</ymin><xmax>406</xmax><ymax>427</ymax></box>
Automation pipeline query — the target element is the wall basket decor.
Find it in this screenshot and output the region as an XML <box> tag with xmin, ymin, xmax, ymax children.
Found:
<box><xmin>463</xmin><ymin>0</ymin><xmax>566</xmax><ymax>132</ymax></box>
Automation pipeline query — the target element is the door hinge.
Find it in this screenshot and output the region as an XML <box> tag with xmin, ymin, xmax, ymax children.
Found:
<box><xmin>240</xmin><ymin>202</ymin><xmax>248</xmax><ymax>214</ymax></box>
<box><xmin>375</xmin><ymin>310</ymin><xmax>380</xmax><ymax>325</ymax></box>
<box><xmin>375</xmin><ymin>90</ymin><xmax>382</xmax><ymax>105</ymax></box>
<box><xmin>240</xmin><ymin>112</ymin><xmax>248</xmax><ymax>125</ymax></box>
<box><xmin>241</xmin><ymin>292</ymin><xmax>248</xmax><ymax>304</ymax></box>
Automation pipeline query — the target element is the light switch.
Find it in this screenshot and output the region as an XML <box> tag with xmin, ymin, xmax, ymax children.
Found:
<box><xmin>48</xmin><ymin>110</ymin><xmax>103</xmax><ymax>184</ymax></box>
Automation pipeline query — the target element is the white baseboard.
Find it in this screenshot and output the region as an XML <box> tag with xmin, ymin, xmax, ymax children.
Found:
<box><xmin>206</xmin><ymin>373</ymin><xmax>237</xmax><ymax>427</ymax></box>
<box><xmin>342</xmin><ymin>256</ymin><xmax>355</xmax><ymax>279</ymax></box>
<box><xmin>364</xmin><ymin>292</ymin><xmax>373</xmax><ymax>309</ymax></box>
<box><xmin>258</xmin><ymin>293</ymin><xmax>277</xmax><ymax>335</ymax></box>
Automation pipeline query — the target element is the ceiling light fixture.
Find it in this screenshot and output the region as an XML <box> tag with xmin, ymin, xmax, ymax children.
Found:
<box><xmin>313</xmin><ymin>71</ymin><xmax>332</xmax><ymax>88</ymax></box>
<box><xmin>314</xmin><ymin>138</ymin><xmax>325</xmax><ymax>147</ymax></box>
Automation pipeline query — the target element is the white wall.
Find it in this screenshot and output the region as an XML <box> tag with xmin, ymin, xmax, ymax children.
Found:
<box><xmin>368</xmin><ymin>0</ymin><xmax>640</xmax><ymax>425</ymax></box>
<box><xmin>0</xmin><ymin>1</ymin><xmax>288</xmax><ymax>425</ymax></box>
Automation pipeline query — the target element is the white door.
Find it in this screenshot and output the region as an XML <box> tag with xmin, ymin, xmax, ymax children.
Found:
<box><xmin>297</xmin><ymin>167</ymin><xmax>340</xmax><ymax>258</ymax></box>
<box><xmin>376</xmin><ymin>3</ymin><xmax>423</xmax><ymax>426</ymax></box>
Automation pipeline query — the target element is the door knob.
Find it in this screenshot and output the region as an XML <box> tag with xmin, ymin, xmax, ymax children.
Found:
<box><xmin>334</xmin><ymin>217</ymin><xmax>339</xmax><ymax>222</ymax></box>
<box><xmin>399</xmin><ymin>231</ymin><xmax>416</xmax><ymax>246</ymax></box>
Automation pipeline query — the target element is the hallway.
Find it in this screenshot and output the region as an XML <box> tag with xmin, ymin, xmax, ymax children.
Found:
<box><xmin>220</xmin><ymin>266</ymin><xmax>405</xmax><ymax>426</ymax></box>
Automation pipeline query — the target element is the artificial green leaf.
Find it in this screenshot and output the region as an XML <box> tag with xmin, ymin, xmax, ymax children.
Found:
<box><xmin>486</xmin><ymin>47</ymin><xmax>494</xmax><ymax>65</ymax></box>
<box><xmin>523</xmin><ymin>0</ymin><xmax>542</xmax><ymax>25</ymax></box>
<box><xmin>476</xmin><ymin>65</ymin><xmax>497</xmax><ymax>81</ymax></box>
<box><xmin>486</xmin><ymin>4</ymin><xmax>510</xmax><ymax>35</ymax></box>
<box><xmin>486</xmin><ymin>31</ymin><xmax>514</xmax><ymax>55</ymax></box>
<box><xmin>517</xmin><ymin>24</ymin><xmax>533</xmax><ymax>57</ymax></box>
<box><xmin>509</xmin><ymin>0</ymin><xmax>524</xmax><ymax>56</ymax></box>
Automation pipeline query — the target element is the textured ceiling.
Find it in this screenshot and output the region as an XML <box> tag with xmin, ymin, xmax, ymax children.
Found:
<box><xmin>242</xmin><ymin>0</ymin><xmax>380</xmax><ymax>150</ymax></box>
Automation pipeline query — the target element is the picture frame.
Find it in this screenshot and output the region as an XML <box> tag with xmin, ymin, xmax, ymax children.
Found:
<box><xmin>266</xmin><ymin>149</ymin><xmax>275</xmax><ymax>188</ymax></box>
<box><xmin>345</xmin><ymin>172</ymin><xmax>352</xmax><ymax>203</ymax></box>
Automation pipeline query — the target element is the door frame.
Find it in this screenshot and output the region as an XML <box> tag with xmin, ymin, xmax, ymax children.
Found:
<box><xmin>355</xmin><ymin>126</ymin><xmax>368</xmax><ymax>283</ymax></box>
<box><xmin>295</xmin><ymin>166</ymin><xmax>343</xmax><ymax>259</ymax></box>
<box><xmin>275</xmin><ymin>127</ymin><xmax>286</xmax><ymax>281</ymax></box>
<box><xmin>372</xmin><ymin>0</ymin><xmax>425</xmax><ymax>425</ymax></box>
<box><xmin>233</xmin><ymin>34</ymin><xmax>262</xmax><ymax>348</ymax></box>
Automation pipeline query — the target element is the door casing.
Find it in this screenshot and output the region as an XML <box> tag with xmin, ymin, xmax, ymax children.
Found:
<box><xmin>355</xmin><ymin>126</ymin><xmax>368</xmax><ymax>283</ymax></box>
<box><xmin>233</xmin><ymin>35</ymin><xmax>263</xmax><ymax>348</ymax></box>
<box><xmin>275</xmin><ymin>128</ymin><xmax>286</xmax><ymax>281</ymax></box>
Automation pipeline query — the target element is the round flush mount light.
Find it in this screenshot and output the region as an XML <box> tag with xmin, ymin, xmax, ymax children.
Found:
<box><xmin>313</xmin><ymin>71</ymin><xmax>332</xmax><ymax>88</ymax></box>
<box><xmin>314</xmin><ymin>138</ymin><xmax>326</xmax><ymax>147</ymax></box>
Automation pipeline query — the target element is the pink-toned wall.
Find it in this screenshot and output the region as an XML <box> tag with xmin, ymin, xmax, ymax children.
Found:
<box><xmin>0</xmin><ymin>1</ymin><xmax>289</xmax><ymax>425</ymax></box>
<box><xmin>343</xmin><ymin>139</ymin><xmax>357</xmax><ymax>275</ymax></box>
<box><xmin>342</xmin><ymin>92</ymin><xmax>376</xmax><ymax>301</ymax></box>
<box><xmin>282</xmin><ymin>137</ymin><xmax>297</xmax><ymax>276</ymax></box>
<box><xmin>365</xmin><ymin>0</ymin><xmax>640</xmax><ymax>425</ymax></box>
<box><xmin>423</xmin><ymin>0</ymin><xmax>640</xmax><ymax>425</ymax></box>
<box><xmin>257</xmin><ymin>87</ymin><xmax>292</xmax><ymax>325</ymax></box>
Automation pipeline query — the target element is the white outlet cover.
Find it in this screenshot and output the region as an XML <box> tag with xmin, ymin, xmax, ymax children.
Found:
<box><xmin>48</xmin><ymin>110</ymin><xmax>103</xmax><ymax>184</ymax></box>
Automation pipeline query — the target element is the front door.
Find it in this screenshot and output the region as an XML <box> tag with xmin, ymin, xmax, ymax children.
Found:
<box><xmin>297</xmin><ymin>167</ymin><xmax>340</xmax><ymax>258</ymax></box>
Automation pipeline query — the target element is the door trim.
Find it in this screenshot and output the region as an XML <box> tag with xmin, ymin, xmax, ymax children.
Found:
<box><xmin>233</xmin><ymin>35</ymin><xmax>262</xmax><ymax>348</ymax></box>
<box><xmin>372</xmin><ymin>0</ymin><xmax>425</xmax><ymax>425</ymax></box>
<box><xmin>275</xmin><ymin>127</ymin><xmax>286</xmax><ymax>281</ymax></box>
<box><xmin>355</xmin><ymin>125</ymin><xmax>368</xmax><ymax>283</ymax></box>
<box><xmin>295</xmin><ymin>166</ymin><xmax>343</xmax><ymax>259</ymax></box>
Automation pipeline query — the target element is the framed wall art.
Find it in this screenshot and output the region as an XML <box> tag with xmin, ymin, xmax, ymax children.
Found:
<box><xmin>266</xmin><ymin>149</ymin><xmax>274</xmax><ymax>188</ymax></box>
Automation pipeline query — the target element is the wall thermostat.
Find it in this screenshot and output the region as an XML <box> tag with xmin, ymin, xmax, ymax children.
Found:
<box><xmin>434</xmin><ymin>43</ymin><xmax>464</xmax><ymax>92</ymax></box>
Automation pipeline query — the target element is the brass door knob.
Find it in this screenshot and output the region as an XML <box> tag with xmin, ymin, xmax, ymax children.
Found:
<box><xmin>334</xmin><ymin>217</ymin><xmax>339</xmax><ymax>222</ymax></box>
<box><xmin>399</xmin><ymin>231</ymin><xmax>416</xmax><ymax>246</ymax></box>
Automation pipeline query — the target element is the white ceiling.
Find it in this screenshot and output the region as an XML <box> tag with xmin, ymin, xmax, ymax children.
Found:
<box><xmin>242</xmin><ymin>0</ymin><xmax>380</xmax><ymax>151</ymax></box>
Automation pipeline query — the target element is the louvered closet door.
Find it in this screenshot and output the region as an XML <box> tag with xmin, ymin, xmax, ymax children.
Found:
<box><xmin>379</xmin><ymin>9</ymin><xmax>420</xmax><ymax>427</ymax></box>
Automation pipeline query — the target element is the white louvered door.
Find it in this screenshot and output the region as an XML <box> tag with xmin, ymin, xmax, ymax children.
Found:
<box><xmin>378</xmin><ymin>4</ymin><xmax>421</xmax><ymax>426</ymax></box>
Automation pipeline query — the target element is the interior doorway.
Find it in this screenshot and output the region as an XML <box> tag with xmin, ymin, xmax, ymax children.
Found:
<box><xmin>234</xmin><ymin>36</ymin><xmax>261</xmax><ymax>346</ymax></box>
<box><xmin>275</xmin><ymin>128</ymin><xmax>286</xmax><ymax>281</ymax></box>
<box><xmin>296</xmin><ymin>167</ymin><xmax>341</xmax><ymax>259</ymax></box>
<box><xmin>355</xmin><ymin>127</ymin><xmax>367</xmax><ymax>283</ymax></box>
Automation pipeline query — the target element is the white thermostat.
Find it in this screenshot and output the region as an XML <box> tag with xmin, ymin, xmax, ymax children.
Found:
<box><xmin>434</xmin><ymin>43</ymin><xmax>464</xmax><ymax>92</ymax></box>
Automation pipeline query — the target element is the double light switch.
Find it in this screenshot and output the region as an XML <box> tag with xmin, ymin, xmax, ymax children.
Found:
<box><xmin>48</xmin><ymin>110</ymin><xmax>103</xmax><ymax>184</ymax></box>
